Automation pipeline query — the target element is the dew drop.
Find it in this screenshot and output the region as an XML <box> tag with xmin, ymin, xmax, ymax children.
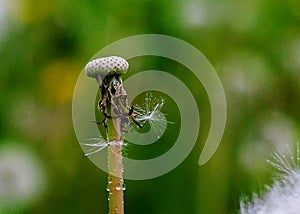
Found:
<box><xmin>106</xmin><ymin>184</ymin><xmax>110</xmax><ymax>192</ymax></box>
<box><xmin>115</xmin><ymin>182</ymin><xmax>126</xmax><ymax>191</ymax></box>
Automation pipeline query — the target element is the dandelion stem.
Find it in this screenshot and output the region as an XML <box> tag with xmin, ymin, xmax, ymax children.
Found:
<box><xmin>106</xmin><ymin>98</ymin><xmax>124</xmax><ymax>214</ymax></box>
<box><xmin>84</xmin><ymin>56</ymin><xmax>129</xmax><ymax>214</ymax></box>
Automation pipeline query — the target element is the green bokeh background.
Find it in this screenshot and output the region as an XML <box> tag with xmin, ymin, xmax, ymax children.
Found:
<box><xmin>0</xmin><ymin>0</ymin><xmax>300</xmax><ymax>213</ymax></box>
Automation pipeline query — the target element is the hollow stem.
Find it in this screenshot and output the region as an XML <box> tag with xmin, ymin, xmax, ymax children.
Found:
<box><xmin>107</xmin><ymin>116</ymin><xmax>124</xmax><ymax>214</ymax></box>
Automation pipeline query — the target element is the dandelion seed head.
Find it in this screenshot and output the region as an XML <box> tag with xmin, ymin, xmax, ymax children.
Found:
<box><xmin>239</xmin><ymin>111</ymin><xmax>296</xmax><ymax>173</ymax></box>
<box><xmin>240</xmin><ymin>143</ymin><xmax>300</xmax><ymax>214</ymax></box>
<box><xmin>0</xmin><ymin>143</ymin><xmax>45</xmax><ymax>211</ymax></box>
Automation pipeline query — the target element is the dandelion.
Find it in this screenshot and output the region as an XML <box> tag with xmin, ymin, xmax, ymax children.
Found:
<box><xmin>240</xmin><ymin>143</ymin><xmax>300</xmax><ymax>214</ymax></box>
<box><xmin>0</xmin><ymin>142</ymin><xmax>45</xmax><ymax>212</ymax></box>
<box><xmin>84</xmin><ymin>56</ymin><xmax>130</xmax><ymax>214</ymax></box>
<box><xmin>83</xmin><ymin>56</ymin><xmax>171</xmax><ymax>214</ymax></box>
<box><xmin>84</xmin><ymin>56</ymin><xmax>172</xmax><ymax>214</ymax></box>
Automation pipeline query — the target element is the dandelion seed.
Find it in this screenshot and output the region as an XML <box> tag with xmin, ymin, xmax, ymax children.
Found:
<box><xmin>133</xmin><ymin>92</ymin><xmax>172</xmax><ymax>133</ymax></box>
<box><xmin>81</xmin><ymin>138</ymin><xmax>125</xmax><ymax>156</ymax></box>
<box><xmin>80</xmin><ymin>137</ymin><xmax>108</xmax><ymax>156</ymax></box>
<box><xmin>121</xmin><ymin>92</ymin><xmax>173</xmax><ymax>145</ymax></box>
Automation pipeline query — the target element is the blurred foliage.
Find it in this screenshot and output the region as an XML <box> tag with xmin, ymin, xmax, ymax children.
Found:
<box><xmin>0</xmin><ymin>0</ymin><xmax>300</xmax><ymax>213</ymax></box>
